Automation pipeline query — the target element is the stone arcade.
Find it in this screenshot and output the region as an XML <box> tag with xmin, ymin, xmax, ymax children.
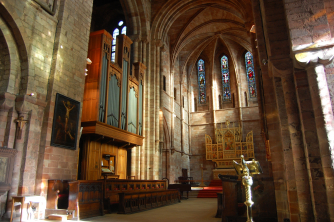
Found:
<box><xmin>0</xmin><ymin>0</ymin><xmax>333</xmax><ymax>221</ymax></box>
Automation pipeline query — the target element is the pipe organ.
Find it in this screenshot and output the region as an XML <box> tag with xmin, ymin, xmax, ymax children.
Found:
<box><xmin>80</xmin><ymin>30</ymin><xmax>145</xmax><ymax>180</ymax></box>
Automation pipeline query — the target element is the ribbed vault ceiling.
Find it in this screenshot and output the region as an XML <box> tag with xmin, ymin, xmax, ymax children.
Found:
<box><xmin>151</xmin><ymin>0</ymin><xmax>254</xmax><ymax>73</ymax></box>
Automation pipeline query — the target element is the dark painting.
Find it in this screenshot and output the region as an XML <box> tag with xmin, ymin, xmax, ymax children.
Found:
<box><xmin>51</xmin><ymin>93</ymin><xmax>80</xmax><ymax>150</ymax></box>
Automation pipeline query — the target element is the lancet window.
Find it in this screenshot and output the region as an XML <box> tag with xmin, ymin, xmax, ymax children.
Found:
<box><xmin>245</xmin><ymin>52</ymin><xmax>256</xmax><ymax>98</ymax></box>
<box><xmin>112</xmin><ymin>21</ymin><xmax>127</xmax><ymax>62</ymax></box>
<box><xmin>198</xmin><ymin>59</ymin><xmax>206</xmax><ymax>104</ymax></box>
<box><xmin>221</xmin><ymin>55</ymin><xmax>231</xmax><ymax>101</ymax></box>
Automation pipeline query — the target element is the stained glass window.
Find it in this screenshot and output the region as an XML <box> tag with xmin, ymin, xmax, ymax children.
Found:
<box><xmin>221</xmin><ymin>55</ymin><xmax>231</xmax><ymax>101</ymax></box>
<box><xmin>245</xmin><ymin>52</ymin><xmax>257</xmax><ymax>98</ymax></box>
<box><xmin>198</xmin><ymin>59</ymin><xmax>206</xmax><ymax>104</ymax></box>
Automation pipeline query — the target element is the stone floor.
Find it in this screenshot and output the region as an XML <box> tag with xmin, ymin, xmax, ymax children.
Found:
<box><xmin>43</xmin><ymin>198</ymin><xmax>221</xmax><ymax>222</ymax></box>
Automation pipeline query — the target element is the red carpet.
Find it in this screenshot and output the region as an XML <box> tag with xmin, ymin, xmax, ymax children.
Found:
<box><xmin>197</xmin><ymin>180</ymin><xmax>222</xmax><ymax>198</ymax></box>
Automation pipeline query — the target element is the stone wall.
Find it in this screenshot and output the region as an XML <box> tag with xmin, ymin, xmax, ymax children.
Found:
<box><xmin>0</xmin><ymin>0</ymin><xmax>93</xmax><ymax>218</ymax></box>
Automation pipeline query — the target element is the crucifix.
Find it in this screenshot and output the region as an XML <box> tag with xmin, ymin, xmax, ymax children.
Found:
<box><xmin>15</xmin><ymin>116</ymin><xmax>28</xmax><ymax>139</ymax></box>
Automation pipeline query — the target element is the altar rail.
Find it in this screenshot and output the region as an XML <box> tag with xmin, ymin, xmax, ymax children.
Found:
<box><xmin>118</xmin><ymin>190</ymin><xmax>180</xmax><ymax>214</ymax></box>
<box><xmin>103</xmin><ymin>179</ymin><xmax>167</xmax><ymax>204</ymax></box>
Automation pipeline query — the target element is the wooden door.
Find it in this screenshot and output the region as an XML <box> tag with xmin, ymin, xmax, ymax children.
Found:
<box><xmin>117</xmin><ymin>148</ymin><xmax>127</xmax><ymax>179</ymax></box>
<box><xmin>86</xmin><ymin>140</ymin><xmax>101</xmax><ymax>180</ymax></box>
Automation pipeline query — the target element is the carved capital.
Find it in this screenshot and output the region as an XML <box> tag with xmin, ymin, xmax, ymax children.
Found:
<box><xmin>155</xmin><ymin>39</ymin><xmax>164</xmax><ymax>48</ymax></box>
<box><xmin>15</xmin><ymin>95</ymin><xmax>35</xmax><ymax>115</ymax></box>
<box><xmin>0</xmin><ymin>92</ymin><xmax>16</xmax><ymax>112</ymax></box>
<box><xmin>294</xmin><ymin>44</ymin><xmax>334</xmax><ymax>69</ymax></box>
<box><xmin>141</xmin><ymin>33</ymin><xmax>150</xmax><ymax>44</ymax></box>
<box><xmin>128</xmin><ymin>34</ymin><xmax>140</xmax><ymax>43</ymax></box>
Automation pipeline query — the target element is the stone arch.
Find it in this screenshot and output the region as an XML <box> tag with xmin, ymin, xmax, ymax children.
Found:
<box><xmin>0</xmin><ymin>4</ymin><xmax>29</xmax><ymax>95</ymax></box>
<box><xmin>0</xmin><ymin>28</ymin><xmax>10</xmax><ymax>94</ymax></box>
<box><xmin>121</xmin><ymin>0</ymin><xmax>150</xmax><ymax>40</ymax></box>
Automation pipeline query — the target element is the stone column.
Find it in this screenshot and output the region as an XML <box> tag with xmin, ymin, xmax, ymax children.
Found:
<box><xmin>294</xmin><ymin>69</ymin><xmax>329</xmax><ymax>221</ymax></box>
<box><xmin>273</xmin><ymin>77</ymin><xmax>299</xmax><ymax>221</ymax></box>
<box><xmin>305</xmin><ymin>62</ymin><xmax>334</xmax><ymax>221</ymax></box>
<box><xmin>140</xmin><ymin>40</ymin><xmax>148</xmax><ymax>180</ymax></box>
<box><xmin>153</xmin><ymin>42</ymin><xmax>163</xmax><ymax>179</ymax></box>
<box><xmin>281</xmin><ymin>74</ymin><xmax>313</xmax><ymax>222</ymax></box>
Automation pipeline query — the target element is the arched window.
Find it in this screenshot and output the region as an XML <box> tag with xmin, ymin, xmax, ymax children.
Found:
<box><xmin>112</xmin><ymin>28</ymin><xmax>119</xmax><ymax>62</ymax></box>
<box><xmin>198</xmin><ymin>59</ymin><xmax>206</xmax><ymax>104</ymax></box>
<box><xmin>121</xmin><ymin>26</ymin><xmax>127</xmax><ymax>35</ymax></box>
<box><xmin>221</xmin><ymin>55</ymin><xmax>231</xmax><ymax>101</ymax></box>
<box><xmin>245</xmin><ymin>52</ymin><xmax>256</xmax><ymax>98</ymax></box>
<box><xmin>111</xmin><ymin>21</ymin><xmax>127</xmax><ymax>62</ymax></box>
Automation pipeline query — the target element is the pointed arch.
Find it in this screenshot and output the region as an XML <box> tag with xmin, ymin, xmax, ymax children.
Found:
<box><xmin>0</xmin><ymin>4</ymin><xmax>29</xmax><ymax>95</ymax></box>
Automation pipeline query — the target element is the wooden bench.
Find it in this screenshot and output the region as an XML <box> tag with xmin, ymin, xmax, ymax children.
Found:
<box><xmin>117</xmin><ymin>190</ymin><xmax>180</xmax><ymax>214</ymax></box>
<box><xmin>102</xmin><ymin>179</ymin><xmax>167</xmax><ymax>205</ymax></box>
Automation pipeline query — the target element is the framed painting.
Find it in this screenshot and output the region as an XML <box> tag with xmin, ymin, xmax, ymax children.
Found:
<box><xmin>0</xmin><ymin>147</ymin><xmax>17</xmax><ymax>195</ymax></box>
<box><xmin>51</xmin><ymin>93</ymin><xmax>80</xmax><ymax>150</ymax></box>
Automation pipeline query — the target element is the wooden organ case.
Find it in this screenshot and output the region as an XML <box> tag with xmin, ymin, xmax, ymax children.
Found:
<box><xmin>80</xmin><ymin>30</ymin><xmax>145</xmax><ymax>180</ymax></box>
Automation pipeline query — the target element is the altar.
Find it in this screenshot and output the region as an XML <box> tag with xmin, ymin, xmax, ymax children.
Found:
<box><xmin>212</xmin><ymin>168</ymin><xmax>236</xmax><ymax>180</ymax></box>
<box><xmin>206</xmin><ymin>120</ymin><xmax>255</xmax><ymax>172</ymax></box>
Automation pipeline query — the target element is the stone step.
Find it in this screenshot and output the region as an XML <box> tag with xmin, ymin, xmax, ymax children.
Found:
<box><xmin>45</xmin><ymin>209</ymin><xmax>75</xmax><ymax>220</ymax></box>
<box><xmin>48</xmin><ymin>214</ymin><xmax>69</xmax><ymax>221</ymax></box>
<box><xmin>188</xmin><ymin>190</ymin><xmax>200</xmax><ymax>198</ymax></box>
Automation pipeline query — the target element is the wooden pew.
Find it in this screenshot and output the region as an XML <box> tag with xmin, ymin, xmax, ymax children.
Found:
<box><xmin>118</xmin><ymin>190</ymin><xmax>180</xmax><ymax>214</ymax></box>
<box><xmin>68</xmin><ymin>180</ymin><xmax>104</xmax><ymax>220</ymax></box>
<box><xmin>65</xmin><ymin>179</ymin><xmax>178</xmax><ymax>218</ymax></box>
<box><xmin>103</xmin><ymin>179</ymin><xmax>167</xmax><ymax>204</ymax></box>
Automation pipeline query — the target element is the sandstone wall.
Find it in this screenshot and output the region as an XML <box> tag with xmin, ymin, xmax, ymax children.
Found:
<box><xmin>0</xmin><ymin>0</ymin><xmax>93</xmax><ymax>218</ymax></box>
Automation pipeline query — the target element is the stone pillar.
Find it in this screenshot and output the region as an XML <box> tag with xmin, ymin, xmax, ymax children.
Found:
<box><xmin>131</xmin><ymin>146</ymin><xmax>137</xmax><ymax>178</ymax></box>
<box><xmin>294</xmin><ymin>69</ymin><xmax>329</xmax><ymax>221</ymax></box>
<box><xmin>273</xmin><ymin>77</ymin><xmax>299</xmax><ymax>221</ymax></box>
<box><xmin>305</xmin><ymin>62</ymin><xmax>334</xmax><ymax>221</ymax></box>
<box><xmin>153</xmin><ymin>42</ymin><xmax>162</xmax><ymax>179</ymax></box>
<box><xmin>140</xmin><ymin>40</ymin><xmax>148</xmax><ymax>180</ymax></box>
<box><xmin>281</xmin><ymin>74</ymin><xmax>313</xmax><ymax>222</ymax></box>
